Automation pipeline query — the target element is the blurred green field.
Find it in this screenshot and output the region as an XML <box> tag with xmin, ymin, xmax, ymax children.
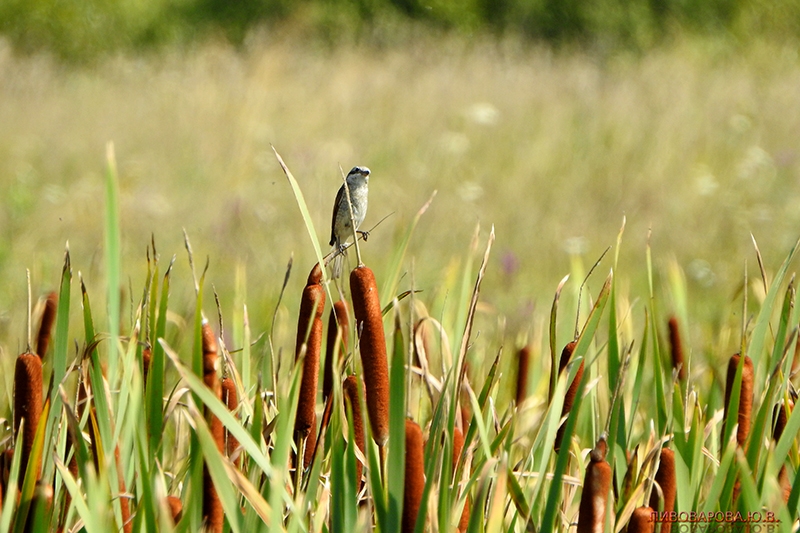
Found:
<box><xmin>1</xmin><ymin>32</ymin><xmax>800</xmax><ymax>362</ymax></box>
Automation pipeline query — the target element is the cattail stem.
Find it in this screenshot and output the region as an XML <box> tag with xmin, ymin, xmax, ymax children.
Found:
<box><xmin>667</xmin><ymin>316</ymin><xmax>686</xmax><ymax>380</ymax></box>
<box><xmin>452</xmin><ymin>426</ymin><xmax>470</xmax><ymax>533</ymax></box>
<box><xmin>576</xmin><ymin>437</ymin><xmax>611</xmax><ymax>533</ymax></box>
<box><xmin>221</xmin><ymin>377</ymin><xmax>240</xmax><ymax>467</ymax></box>
<box><xmin>323</xmin><ymin>300</ymin><xmax>350</xmax><ymax>402</ymax></box>
<box><xmin>515</xmin><ymin>345</ymin><xmax>530</xmax><ymax>406</ymax></box>
<box><xmin>554</xmin><ymin>341</ymin><xmax>581</xmax><ymax>452</ymax></box>
<box><xmin>35</xmin><ymin>292</ymin><xmax>58</xmax><ymax>359</ymax></box>
<box><xmin>402</xmin><ymin>420</ymin><xmax>424</xmax><ymax>533</ymax></box>
<box><xmin>350</xmin><ymin>265</ymin><xmax>389</xmax><ymax>447</ymax></box>
<box><xmin>14</xmin><ymin>352</ymin><xmax>43</xmax><ymax>485</ymax></box>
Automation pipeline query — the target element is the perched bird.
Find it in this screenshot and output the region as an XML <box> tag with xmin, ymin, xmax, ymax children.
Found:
<box><xmin>329</xmin><ymin>166</ymin><xmax>370</xmax><ymax>276</ymax></box>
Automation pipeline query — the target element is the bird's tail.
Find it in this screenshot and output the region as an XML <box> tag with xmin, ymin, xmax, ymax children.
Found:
<box><xmin>331</xmin><ymin>250</ymin><xmax>344</xmax><ymax>279</ymax></box>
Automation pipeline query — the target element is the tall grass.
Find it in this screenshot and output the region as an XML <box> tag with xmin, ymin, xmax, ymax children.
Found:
<box><xmin>1</xmin><ymin>45</ymin><xmax>800</xmax><ymax>532</ymax></box>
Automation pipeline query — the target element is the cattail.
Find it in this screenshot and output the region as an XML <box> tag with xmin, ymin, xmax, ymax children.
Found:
<box><xmin>515</xmin><ymin>345</ymin><xmax>531</xmax><ymax>406</ymax></box>
<box><xmin>324</xmin><ymin>300</ymin><xmax>350</xmax><ymax>402</ymax></box>
<box><xmin>221</xmin><ymin>376</ymin><xmax>240</xmax><ymax>467</ymax></box>
<box><xmin>295</xmin><ymin>264</ymin><xmax>326</xmax><ymax>437</ymax></box>
<box><xmin>723</xmin><ymin>353</ymin><xmax>754</xmax><ymax>448</ymax></box>
<box><xmin>350</xmin><ymin>265</ymin><xmax>389</xmax><ymax>446</ymax></box>
<box><xmin>452</xmin><ymin>427</ymin><xmax>470</xmax><ymax>533</ymax></box>
<box><xmin>343</xmin><ymin>375</ymin><xmax>366</xmax><ymax>486</ymax></box>
<box><xmin>403</xmin><ymin>420</ymin><xmax>425</xmax><ymax>533</ymax></box>
<box><xmin>667</xmin><ymin>316</ymin><xmax>686</xmax><ymax>380</ymax></box>
<box><xmin>14</xmin><ymin>352</ymin><xmax>43</xmax><ymax>484</ymax></box>
<box><xmin>576</xmin><ymin>437</ymin><xmax>612</xmax><ymax>533</ymax></box>
<box><xmin>201</xmin><ymin>321</ymin><xmax>224</xmax><ymax>533</ymax></box>
<box><xmin>555</xmin><ymin>341</ymin><xmax>582</xmax><ymax>452</ymax></box>
<box><xmin>628</xmin><ymin>506</ymin><xmax>655</xmax><ymax>533</ymax></box>
<box><xmin>649</xmin><ymin>447</ymin><xmax>676</xmax><ymax>533</ymax></box>
<box><xmin>35</xmin><ymin>292</ymin><xmax>58</xmax><ymax>359</ymax></box>
<box><xmin>142</xmin><ymin>346</ymin><xmax>152</xmax><ymax>389</ymax></box>
<box><xmin>166</xmin><ymin>495</ymin><xmax>183</xmax><ymax>524</ymax></box>
<box><xmin>303</xmin><ymin>412</ymin><xmax>318</xmax><ymax>469</ymax></box>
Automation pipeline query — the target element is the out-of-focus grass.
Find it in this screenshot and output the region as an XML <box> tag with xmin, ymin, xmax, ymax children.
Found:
<box><xmin>0</xmin><ymin>34</ymin><xmax>799</xmax><ymax>355</ymax></box>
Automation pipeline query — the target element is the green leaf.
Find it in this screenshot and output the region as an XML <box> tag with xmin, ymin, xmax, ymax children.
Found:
<box><xmin>386</xmin><ymin>313</ymin><xmax>407</xmax><ymax>533</ymax></box>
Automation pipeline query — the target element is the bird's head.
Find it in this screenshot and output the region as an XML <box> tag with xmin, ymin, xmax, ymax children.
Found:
<box><xmin>347</xmin><ymin>166</ymin><xmax>370</xmax><ymax>184</ymax></box>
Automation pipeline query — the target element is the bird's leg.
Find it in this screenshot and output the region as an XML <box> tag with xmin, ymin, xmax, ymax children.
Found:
<box><xmin>357</xmin><ymin>230</ymin><xmax>370</xmax><ymax>241</ymax></box>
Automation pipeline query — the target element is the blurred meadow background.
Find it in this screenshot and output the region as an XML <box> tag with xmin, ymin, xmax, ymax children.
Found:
<box><xmin>1</xmin><ymin>0</ymin><xmax>800</xmax><ymax>383</ymax></box>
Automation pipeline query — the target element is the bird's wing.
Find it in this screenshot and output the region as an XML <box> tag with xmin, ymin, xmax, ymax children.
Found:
<box><xmin>330</xmin><ymin>184</ymin><xmax>345</xmax><ymax>246</ymax></box>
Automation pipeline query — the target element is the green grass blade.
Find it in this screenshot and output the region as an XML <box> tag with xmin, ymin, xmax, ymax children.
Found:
<box><xmin>748</xmin><ymin>235</ymin><xmax>800</xmax><ymax>376</ymax></box>
<box><xmin>386</xmin><ymin>313</ymin><xmax>407</xmax><ymax>533</ymax></box>
<box><xmin>148</xmin><ymin>258</ymin><xmax>174</xmax><ymax>460</ymax></box>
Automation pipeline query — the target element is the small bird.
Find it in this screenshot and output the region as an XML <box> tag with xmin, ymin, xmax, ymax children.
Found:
<box><xmin>330</xmin><ymin>166</ymin><xmax>370</xmax><ymax>276</ymax></box>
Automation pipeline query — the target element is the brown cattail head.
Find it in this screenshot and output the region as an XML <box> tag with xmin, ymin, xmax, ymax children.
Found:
<box><xmin>166</xmin><ymin>495</ymin><xmax>183</xmax><ymax>525</ymax></box>
<box><xmin>294</xmin><ymin>265</ymin><xmax>326</xmax><ymax>437</ymax></box>
<box><xmin>203</xmin><ymin>413</ymin><xmax>225</xmax><ymax>533</ymax></box>
<box><xmin>14</xmin><ymin>352</ymin><xmax>43</xmax><ymax>484</ymax></box>
<box><xmin>342</xmin><ymin>375</ymin><xmax>366</xmax><ymax>486</ymax></box>
<box><xmin>576</xmin><ymin>436</ymin><xmax>612</xmax><ymax>533</ymax></box>
<box><xmin>452</xmin><ymin>427</ymin><xmax>470</xmax><ymax>533</ymax></box>
<box><xmin>515</xmin><ymin>345</ymin><xmax>531</xmax><ymax>406</ymax></box>
<box><xmin>323</xmin><ymin>300</ymin><xmax>350</xmax><ymax>402</ymax></box>
<box><xmin>350</xmin><ymin>265</ymin><xmax>389</xmax><ymax>446</ymax></box>
<box><xmin>554</xmin><ymin>341</ymin><xmax>583</xmax><ymax>452</ymax></box>
<box><xmin>36</xmin><ymin>292</ymin><xmax>58</xmax><ymax>359</ymax></box>
<box><xmin>667</xmin><ymin>316</ymin><xmax>686</xmax><ymax>380</ymax></box>
<box><xmin>649</xmin><ymin>447</ymin><xmax>676</xmax><ymax>532</ymax></box>
<box><xmin>723</xmin><ymin>353</ymin><xmax>754</xmax><ymax>448</ymax></box>
<box><xmin>142</xmin><ymin>346</ymin><xmax>152</xmax><ymax>389</ymax></box>
<box><xmin>402</xmin><ymin>420</ymin><xmax>425</xmax><ymax>533</ymax></box>
<box><xmin>773</xmin><ymin>400</ymin><xmax>792</xmax><ymax>442</ymax></box>
<box><xmin>628</xmin><ymin>506</ymin><xmax>655</xmax><ymax>533</ymax></box>
<box><xmin>202</xmin><ymin>322</ymin><xmax>218</xmax><ymax>381</ymax></box>
<box><xmin>558</xmin><ymin>340</ymin><xmax>578</xmax><ymax>374</ymax></box>
<box><xmin>221</xmin><ymin>377</ymin><xmax>240</xmax><ymax>465</ymax></box>
<box><xmin>303</xmin><ymin>412</ymin><xmax>318</xmax><ymax>469</ymax></box>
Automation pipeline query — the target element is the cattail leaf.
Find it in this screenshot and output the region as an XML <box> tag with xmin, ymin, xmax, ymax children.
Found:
<box><xmin>52</xmin><ymin>247</ymin><xmax>71</xmax><ymax>402</ymax></box>
<box><xmin>162</xmin><ymin>341</ymin><xmax>273</xmax><ymax>477</ymax></box>
<box><xmin>189</xmin><ymin>404</ymin><xmax>243</xmax><ymax>533</ymax></box>
<box><xmin>13</xmin><ymin>400</ymin><xmax>50</xmax><ymax>533</ymax></box>
<box><xmin>386</xmin><ymin>313</ymin><xmax>407</xmax><ymax>533</ymax></box>
<box><xmin>548</xmin><ymin>274</ymin><xmax>570</xmax><ymax>404</ymax></box>
<box><xmin>272</xmin><ymin>147</ymin><xmax>326</xmax><ymax>280</ymax></box>
<box><xmin>55</xmin><ymin>454</ymin><xmax>105</xmax><ymax>533</ymax></box>
<box><xmin>0</xmin><ymin>425</ymin><xmax>23</xmax><ymax>531</ymax></box>
<box><xmin>506</xmin><ymin>468</ymin><xmax>530</xmax><ymax>522</ymax></box>
<box><xmin>702</xmin><ymin>438</ymin><xmax>737</xmax><ymax>513</ymax></box>
<box><xmin>147</xmin><ymin>258</ymin><xmax>174</xmax><ymax>460</ymax></box>
<box><xmin>748</xmin><ymin>236</ymin><xmax>800</xmax><ymax>379</ymax></box>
